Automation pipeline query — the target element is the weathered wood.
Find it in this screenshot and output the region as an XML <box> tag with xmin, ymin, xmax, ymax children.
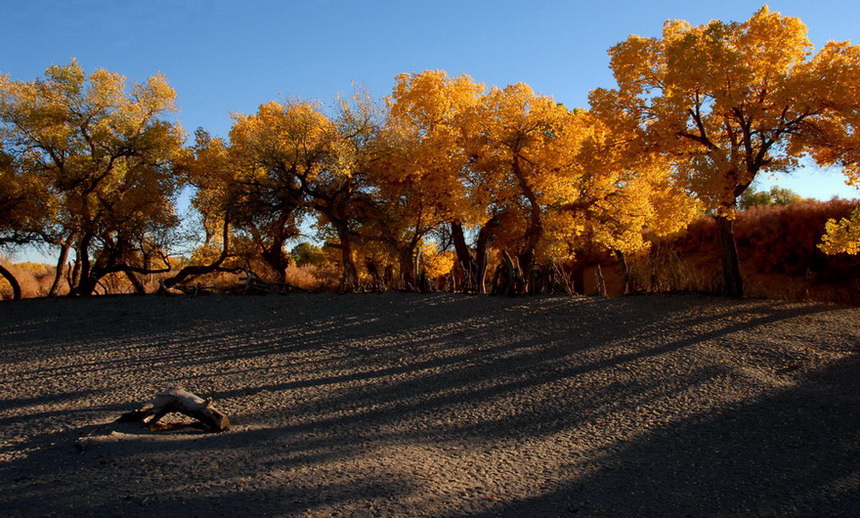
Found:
<box><xmin>118</xmin><ymin>386</ymin><xmax>230</xmax><ymax>432</ymax></box>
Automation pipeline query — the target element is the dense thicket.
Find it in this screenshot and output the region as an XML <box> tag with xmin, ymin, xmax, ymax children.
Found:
<box><xmin>2</xmin><ymin>7</ymin><xmax>860</xmax><ymax>299</ymax></box>
<box><xmin>632</xmin><ymin>200</ymin><xmax>860</xmax><ymax>304</ymax></box>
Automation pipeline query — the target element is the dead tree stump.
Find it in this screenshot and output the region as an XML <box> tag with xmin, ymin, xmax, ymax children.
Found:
<box><xmin>118</xmin><ymin>386</ymin><xmax>230</xmax><ymax>432</ymax></box>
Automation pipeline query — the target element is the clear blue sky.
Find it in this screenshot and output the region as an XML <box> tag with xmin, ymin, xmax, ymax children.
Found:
<box><xmin>2</xmin><ymin>1</ymin><xmax>860</xmax><ymax>259</ymax></box>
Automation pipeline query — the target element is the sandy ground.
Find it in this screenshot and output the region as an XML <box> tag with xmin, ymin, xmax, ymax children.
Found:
<box><xmin>1</xmin><ymin>292</ymin><xmax>859</xmax><ymax>517</ymax></box>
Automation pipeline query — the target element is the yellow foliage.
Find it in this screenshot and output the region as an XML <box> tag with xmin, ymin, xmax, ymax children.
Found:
<box><xmin>820</xmin><ymin>209</ymin><xmax>860</xmax><ymax>255</ymax></box>
<box><xmin>0</xmin><ymin>59</ymin><xmax>184</xmax><ymax>294</ymax></box>
<box><xmin>418</xmin><ymin>241</ymin><xmax>455</xmax><ymax>278</ymax></box>
<box><xmin>597</xmin><ymin>6</ymin><xmax>860</xmax><ymax>217</ymax></box>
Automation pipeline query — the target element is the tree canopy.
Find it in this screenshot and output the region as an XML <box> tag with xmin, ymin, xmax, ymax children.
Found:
<box><xmin>2</xmin><ymin>6</ymin><xmax>860</xmax><ymax>299</ymax></box>
<box><xmin>0</xmin><ymin>59</ymin><xmax>184</xmax><ymax>296</ymax></box>
<box><xmin>591</xmin><ymin>6</ymin><xmax>860</xmax><ymax>295</ymax></box>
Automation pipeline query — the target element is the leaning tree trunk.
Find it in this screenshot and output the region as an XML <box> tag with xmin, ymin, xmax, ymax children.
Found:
<box><xmin>714</xmin><ymin>214</ymin><xmax>744</xmax><ymax>298</ymax></box>
<box><xmin>451</xmin><ymin>222</ymin><xmax>477</xmax><ymax>293</ymax></box>
<box><xmin>159</xmin><ymin>219</ymin><xmax>240</xmax><ymax>293</ymax></box>
<box><xmin>48</xmin><ymin>240</ymin><xmax>72</xmax><ymax>297</ymax></box>
<box><xmin>0</xmin><ymin>263</ymin><xmax>22</xmax><ymax>300</ymax></box>
<box><xmin>125</xmin><ymin>270</ymin><xmax>147</xmax><ymax>294</ymax></box>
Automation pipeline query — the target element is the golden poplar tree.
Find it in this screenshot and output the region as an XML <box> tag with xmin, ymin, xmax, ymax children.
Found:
<box><xmin>593</xmin><ymin>6</ymin><xmax>860</xmax><ymax>296</ymax></box>
<box><xmin>464</xmin><ymin>83</ymin><xmax>591</xmax><ymax>292</ymax></box>
<box><xmin>0</xmin><ymin>60</ymin><xmax>184</xmax><ymax>296</ymax></box>
<box><xmin>371</xmin><ymin>70</ymin><xmax>484</xmax><ymax>290</ymax></box>
<box><xmin>227</xmin><ymin>101</ymin><xmax>337</xmax><ymax>283</ymax></box>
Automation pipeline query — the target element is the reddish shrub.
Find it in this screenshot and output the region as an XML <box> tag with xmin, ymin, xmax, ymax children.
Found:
<box><xmin>634</xmin><ymin>199</ymin><xmax>860</xmax><ymax>303</ymax></box>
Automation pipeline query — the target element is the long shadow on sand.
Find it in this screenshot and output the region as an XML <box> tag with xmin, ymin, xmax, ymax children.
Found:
<box><xmin>1</xmin><ymin>293</ymin><xmax>857</xmax><ymax>516</ymax></box>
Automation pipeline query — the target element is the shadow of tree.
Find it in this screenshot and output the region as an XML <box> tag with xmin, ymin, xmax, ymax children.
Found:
<box><xmin>470</xmin><ymin>354</ymin><xmax>860</xmax><ymax>517</ymax></box>
<box><xmin>1</xmin><ymin>293</ymin><xmax>857</xmax><ymax>516</ymax></box>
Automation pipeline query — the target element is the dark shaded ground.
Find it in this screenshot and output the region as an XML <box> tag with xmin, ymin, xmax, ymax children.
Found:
<box><xmin>0</xmin><ymin>293</ymin><xmax>858</xmax><ymax>517</ymax></box>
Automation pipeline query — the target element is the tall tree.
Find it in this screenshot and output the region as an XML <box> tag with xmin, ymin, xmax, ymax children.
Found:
<box><xmin>158</xmin><ymin>129</ymin><xmax>245</xmax><ymax>291</ymax></box>
<box><xmin>465</xmin><ymin>83</ymin><xmax>589</xmax><ymax>292</ymax></box>
<box><xmin>303</xmin><ymin>88</ymin><xmax>382</xmax><ymax>291</ymax></box>
<box><xmin>371</xmin><ymin>71</ymin><xmax>484</xmax><ymax>290</ymax></box>
<box><xmin>593</xmin><ymin>6</ymin><xmax>860</xmax><ymax>296</ymax></box>
<box><xmin>0</xmin><ymin>60</ymin><xmax>185</xmax><ymax>296</ymax></box>
<box><xmin>227</xmin><ymin>101</ymin><xmax>337</xmax><ymax>283</ymax></box>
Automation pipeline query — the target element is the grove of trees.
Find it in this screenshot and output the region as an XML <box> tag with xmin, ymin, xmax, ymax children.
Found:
<box><xmin>2</xmin><ymin>6</ymin><xmax>860</xmax><ymax>299</ymax></box>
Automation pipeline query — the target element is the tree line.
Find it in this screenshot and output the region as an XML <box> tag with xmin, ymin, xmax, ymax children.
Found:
<box><xmin>2</xmin><ymin>6</ymin><xmax>860</xmax><ymax>299</ymax></box>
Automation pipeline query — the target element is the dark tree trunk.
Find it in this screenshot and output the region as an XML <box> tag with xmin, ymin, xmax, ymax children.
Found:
<box><xmin>572</xmin><ymin>265</ymin><xmax>586</xmax><ymax>296</ymax></box>
<box><xmin>451</xmin><ymin>219</ymin><xmax>496</xmax><ymax>294</ymax></box>
<box><xmin>450</xmin><ymin>222</ymin><xmax>472</xmax><ymax>268</ymax></box>
<box><xmin>512</xmin><ymin>158</ymin><xmax>543</xmax><ymax>294</ymax></box>
<box><xmin>365</xmin><ymin>259</ymin><xmax>382</xmax><ymax>292</ymax></box>
<box><xmin>398</xmin><ymin>246</ymin><xmax>417</xmax><ymax>291</ymax></box>
<box><xmin>71</xmin><ymin>233</ymin><xmax>94</xmax><ymax>296</ymax></box>
<box><xmin>715</xmin><ymin>214</ymin><xmax>744</xmax><ymax>297</ymax></box>
<box><xmin>69</xmin><ymin>258</ymin><xmax>81</xmax><ymax>291</ymax></box>
<box><xmin>615</xmin><ymin>250</ymin><xmax>633</xmax><ymax>295</ymax></box>
<box><xmin>48</xmin><ymin>240</ymin><xmax>72</xmax><ymax>297</ymax></box>
<box><xmin>73</xmin><ymin>273</ymin><xmax>100</xmax><ymax>297</ymax></box>
<box><xmin>0</xmin><ymin>262</ymin><xmax>22</xmax><ymax>300</ymax></box>
<box><xmin>493</xmin><ymin>251</ymin><xmax>523</xmax><ymax>296</ymax></box>
<box><xmin>451</xmin><ymin>222</ymin><xmax>476</xmax><ymax>292</ymax></box>
<box><xmin>337</xmin><ymin>226</ymin><xmax>359</xmax><ymax>292</ymax></box>
<box><xmin>261</xmin><ymin>241</ymin><xmax>290</xmax><ymax>285</ymax></box>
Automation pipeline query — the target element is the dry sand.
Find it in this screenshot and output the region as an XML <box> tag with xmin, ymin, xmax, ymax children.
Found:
<box><xmin>1</xmin><ymin>292</ymin><xmax>858</xmax><ymax>517</ymax></box>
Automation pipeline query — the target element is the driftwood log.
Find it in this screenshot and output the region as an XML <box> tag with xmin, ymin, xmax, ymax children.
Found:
<box><xmin>118</xmin><ymin>386</ymin><xmax>230</xmax><ymax>432</ymax></box>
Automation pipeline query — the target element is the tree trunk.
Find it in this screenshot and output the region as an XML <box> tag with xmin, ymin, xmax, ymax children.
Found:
<box><xmin>512</xmin><ymin>159</ymin><xmax>543</xmax><ymax>292</ymax></box>
<box><xmin>474</xmin><ymin>219</ymin><xmax>498</xmax><ymax>294</ymax></box>
<box><xmin>125</xmin><ymin>270</ymin><xmax>147</xmax><ymax>294</ymax></box>
<box><xmin>0</xmin><ymin>262</ymin><xmax>22</xmax><ymax>300</ymax></box>
<box><xmin>614</xmin><ymin>250</ymin><xmax>633</xmax><ymax>295</ymax></box>
<box><xmin>261</xmin><ymin>242</ymin><xmax>290</xmax><ymax>285</ymax></box>
<box><xmin>494</xmin><ymin>251</ymin><xmax>523</xmax><ymax>296</ymax></box>
<box><xmin>70</xmin><ymin>234</ymin><xmax>94</xmax><ymax>296</ymax></box>
<box><xmin>74</xmin><ymin>272</ymin><xmax>102</xmax><ymax>297</ymax></box>
<box><xmin>48</xmin><ymin>241</ymin><xmax>72</xmax><ymax>297</ymax></box>
<box><xmin>451</xmin><ymin>222</ymin><xmax>477</xmax><ymax>292</ymax></box>
<box><xmin>398</xmin><ymin>246</ymin><xmax>417</xmax><ymax>291</ymax></box>
<box><xmin>714</xmin><ymin>214</ymin><xmax>744</xmax><ymax>297</ymax></box>
<box><xmin>595</xmin><ymin>264</ymin><xmax>607</xmax><ymax>297</ymax></box>
<box><xmin>69</xmin><ymin>259</ymin><xmax>81</xmax><ymax>291</ymax></box>
<box><xmin>160</xmin><ymin>219</ymin><xmax>240</xmax><ymax>292</ymax></box>
<box><xmin>572</xmin><ymin>265</ymin><xmax>586</xmax><ymax>296</ymax></box>
<box><xmin>337</xmin><ymin>226</ymin><xmax>359</xmax><ymax>292</ymax></box>
<box><xmin>365</xmin><ymin>258</ymin><xmax>382</xmax><ymax>292</ymax></box>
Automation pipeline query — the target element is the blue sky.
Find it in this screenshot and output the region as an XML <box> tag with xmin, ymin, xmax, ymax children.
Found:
<box><xmin>2</xmin><ymin>1</ymin><xmax>860</xmax><ymax>258</ymax></box>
